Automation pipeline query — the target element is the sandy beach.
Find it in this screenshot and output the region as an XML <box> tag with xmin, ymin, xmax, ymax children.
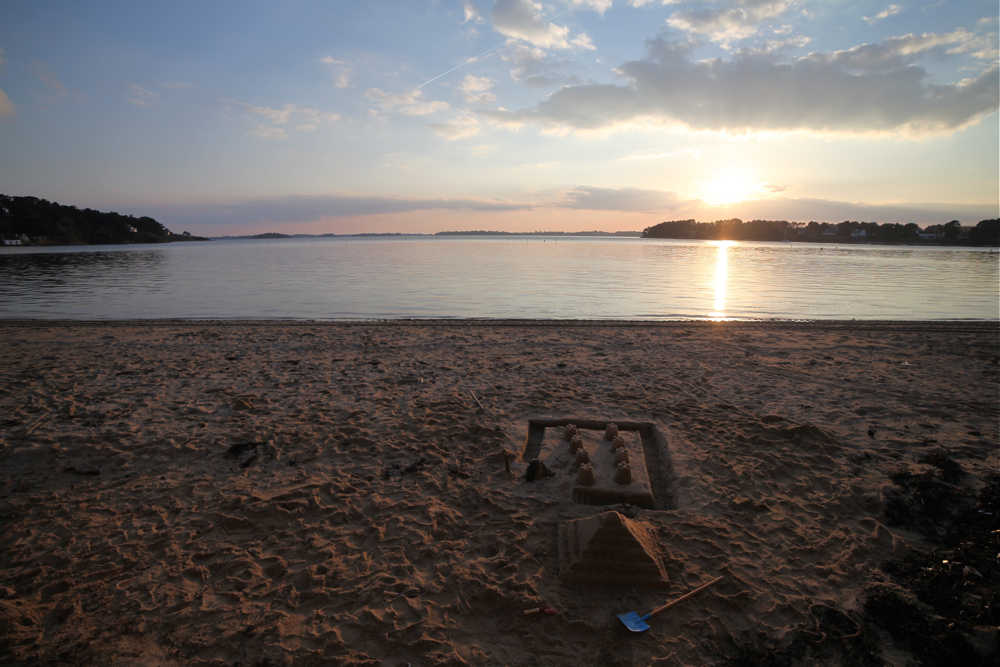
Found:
<box><xmin>0</xmin><ymin>320</ymin><xmax>997</xmax><ymax>667</ymax></box>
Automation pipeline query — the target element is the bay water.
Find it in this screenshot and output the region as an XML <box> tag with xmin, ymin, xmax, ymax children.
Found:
<box><xmin>1</xmin><ymin>237</ymin><xmax>997</xmax><ymax>321</ymax></box>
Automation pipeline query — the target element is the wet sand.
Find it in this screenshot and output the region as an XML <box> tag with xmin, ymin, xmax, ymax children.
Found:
<box><xmin>0</xmin><ymin>320</ymin><xmax>997</xmax><ymax>666</ymax></box>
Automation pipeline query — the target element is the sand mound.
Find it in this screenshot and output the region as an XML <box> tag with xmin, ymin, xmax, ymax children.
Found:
<box><xmin>558</xmin><ymin>511</ymin><xmax>670</xmax><ymax>588</ymax></box>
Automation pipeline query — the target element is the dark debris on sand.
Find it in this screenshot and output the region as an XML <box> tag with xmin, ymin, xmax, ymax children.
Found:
<box><xmin>223</xmin><ymin>441</ymin><xmax>264</xmax><ymax>469</ymax></box>
<box><xmin>380</xmin><ymin>456</ymin><xmax>429</xmax><ymax>479</ymax></box>
<box><xmin>862</xmin><ymin>466</ymin><xmax>999</xmax><ymax>667</ymax></box>
<box><xmin>721</xmin><ymin>455</ymin><xmax>999</xmax><ymax>667</ymax></box>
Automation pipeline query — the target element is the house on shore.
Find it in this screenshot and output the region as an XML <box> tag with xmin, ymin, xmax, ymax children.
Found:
<box><xmin>1</xmin><ymin>234</ymin><xmax>22</xmax><ymax>246</ymax></box>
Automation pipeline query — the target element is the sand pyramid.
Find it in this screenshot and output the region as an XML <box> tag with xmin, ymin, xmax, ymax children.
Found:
<box><xmin>557</xmin><ymin>511</ymin><xmax>670</xmax><ymax>588</ymax></box>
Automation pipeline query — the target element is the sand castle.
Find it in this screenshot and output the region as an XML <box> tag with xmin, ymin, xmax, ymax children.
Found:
<box><xmin>520</xmin><ymin>418</ymin><xmax>663</xmax><ymax>508</ymax></box>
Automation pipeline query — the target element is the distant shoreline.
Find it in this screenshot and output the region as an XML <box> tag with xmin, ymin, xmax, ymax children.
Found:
<box><xmin>199</xmin><ymin>233</ymin><xmax>995</xmax><ymax>248</ymax></box>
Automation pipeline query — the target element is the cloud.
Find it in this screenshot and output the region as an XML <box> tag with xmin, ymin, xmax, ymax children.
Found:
<box><xmin>126</xmin><ymin>85</ymin><xmax>159</xmax><ymax>107</ymax></box>
<box><xmin>560</xmin><ymin>185</ymin><xmax>685</xmax><ymax>212</ymax></box>
<box><xmin>0</xmin><ymin>88</ymin><xmax>15</xmax><ymax>119</ymax></box>
<box><xmin>568</xmin><ymin>0</ymin><xmax>613</xmax><ymax>14</ymax></box>
<box><xmin>478</xmin><ymin>34</ymin><xmax>1000</xmax><ymax>136</ymax></box>
<box><xmin>246</xmin><ymin>125</ymin><xmax>288</xmax><ymax>139</ymax></box>
<box><xmin>667</xmin><ymin>0</ymin><xmax>792</xmax><ymax>45</ymax></box>
<box><xmin>731</xmin><ymin>196</ymin><xmax>1000</xmax><ymax>225</ymax></box>
<box><xmin>402</xmin><ymin>100</ymin><xmax>451</xmax><ymax>115</ymax></box>
<box><xmin>366</xmin><ymin>88</ymin><xmax>422</xmax><ymax>107</ymax></box>
<box><xmin>491</xmin><ymin>0</ymin><xmax>591</xmax><ymax>50</ymax></box>
<box><xmin>571</xmin><ymin>33</ymin><xmax>597</xmax><ymax>50</ymax></box>
<box><xmin>149</xmin><ymin>194</ymin><xmax>531</xmax><ymax>226</ymax></box>
<box><xmin>366</xmin><ymin>88</ymin><xmax>449</xmax><ymax>115</ymax></box>
<box><xmin>459</xmin><ymin>75</ymin><xmax>496</xmax><ymax>103</ymax></box>
<box><xmin>863</xmin><ymin>4</ymin><xmax>904</xmax><ymax>26</ymax></box>
<box><xmin>462</xmin><ymin>0</ymin><xmax>484</xmax><ymax>23</ymax></box>
<box><xmin>809</xmin><ymin>29</ymin><xmax>992</xmax><ymax>70</ymax></box>
<box><xmin>221</xmin><ymin>99</ymin><xmax>340</xmax><ymax>137</ymax></box>
<box><xmin>429</xmin><ymin>114</ymin><xmax>482</xmax><ymax>139</ymax></box>
<box><xmin>29</xmin><ymin>59</ymin><xmax>70</xmax><ymax>95</ymax></box>
<box><xmin>320</xmin><ymin>56</ymin><xmax>353</xmax><ymax>88</ymax></box>
<box><xmin>502</xmin><ymin>41</ymin><xmax>580</xmax><ymax>87</ymax></box>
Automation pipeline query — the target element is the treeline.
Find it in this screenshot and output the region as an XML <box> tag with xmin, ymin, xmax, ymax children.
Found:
<box><xmin>0</xmin><ymin>194</ymin><xmax>208</xmax><ymax>245</ymax></box>
<box><xmin>642</xmin><ymin>218</ymin><xmax>1000</xmax><ymax>245</ymax></box>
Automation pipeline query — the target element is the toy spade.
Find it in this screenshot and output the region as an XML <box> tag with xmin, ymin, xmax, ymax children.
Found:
<box><xmin>617</xmin><ymin>576</ymin><xmax>723</xmax><ymax>632</ymax></box>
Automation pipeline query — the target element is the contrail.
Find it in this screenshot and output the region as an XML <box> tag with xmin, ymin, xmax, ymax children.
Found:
<box><xmin>415</xmin><ymin>42</ymin><xmax>506</xmax><ymax>90</ymax></box>
<box><xmin>414</xmin><ymin>7</ymin><xmax>575</xmax><ymax>91</ymax></box>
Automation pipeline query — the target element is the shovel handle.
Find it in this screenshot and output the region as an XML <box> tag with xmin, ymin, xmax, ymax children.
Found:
<box><xmin>648</xmin><ymin>576</ymin><xmax>723</xmax><ymax>619</ymax></box>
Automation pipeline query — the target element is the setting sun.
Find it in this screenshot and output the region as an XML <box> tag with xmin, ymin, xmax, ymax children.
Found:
<box><xmin>701</xmin><ymin>170</ymin><xmax>758</xmax><ymax>206</ymax></box>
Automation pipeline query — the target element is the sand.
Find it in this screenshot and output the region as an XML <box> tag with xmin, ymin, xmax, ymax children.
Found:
<box><xmin>0</xmin><ymin>320</ymin><xmax>997</xmax><ymax>666</ymax></box>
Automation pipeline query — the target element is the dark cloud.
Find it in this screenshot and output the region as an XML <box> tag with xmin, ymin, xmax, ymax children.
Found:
<box><xmin>146</xmin><ymin>194</ymin><xmax>531</xmax><ymax>227</ymax></box>
<box><xmin>725</xmin><ymin>196</ymin><xmax>999</xmax><ymax>225</ymax></box>
<box><xmin>479</xmin><ymin>35</ymin><xmax>1000</xmax><ymax>135</ymax></box>
<box><xmin>560</xmin><ymin>186</ymin><xmax>684</xmax><ymax>212</ymax></box>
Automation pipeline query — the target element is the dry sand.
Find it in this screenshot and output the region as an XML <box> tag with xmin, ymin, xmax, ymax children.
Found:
<box><xmin>0</xmin><ymin>320</ymin><xmax>997</xmax><ymax>667</ymax></box>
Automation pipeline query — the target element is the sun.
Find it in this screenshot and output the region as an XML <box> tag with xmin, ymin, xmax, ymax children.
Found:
<box><xmin>701</xmin><ymin>169</ymin><xmax>758</xmax><ymax>206</ymax></box>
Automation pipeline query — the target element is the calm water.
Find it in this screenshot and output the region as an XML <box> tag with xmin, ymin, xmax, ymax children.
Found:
<box><xmin>1</xmin><ymin>237</ymin><xmax>997</xmax><ymax>321</ymax></box>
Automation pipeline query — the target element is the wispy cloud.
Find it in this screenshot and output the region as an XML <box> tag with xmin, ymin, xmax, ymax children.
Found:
<box><xmin>366</xmin><ymin>88</ymin><xmax>449</xmax><ymax>115</ymax></box>
<box><xmin>0</xmin><ymin>88</ymin><xmax>15</xmax><ymax>120</ymax></box>
<box><xmin>478</xmin><ymin>32</ymin><xmax>1000</xmax><ymax>136</ymax></box>
<box><xmin>568</xmin><ymin>0</ymin><xmax>613</xmax><ymax>15</ymax></box>
<box><xmin>126</xmin><ymin>85</ymin><xmax>158</xmax><ymax>107</ymax></box>
<box><xmin>502</xmin><ymin>41</ymin><xmax>580</xmax><ymax>87</ymax></box>
<box><xmin>221</xmin><ymin>99</ymin><xmax>340</xmax><ymax>138</ymax></box>
<box><xmin>320</xmin><ymin>56</ymin><xmax>353</xmax><ymax>88</ymax></box>
<box><xmin>30</xmin><ymin>59</ymin><xmax>72</xmax><ymax>96</ymax></box>
<box><xmin>149</xmin><ymin>194</ymin><xmax>531</xmax><ymax>226</ymax></box>
<box><xmin>0</xmin><ymin>48</ymin><xmax>14</xmax><ymax>119</ymax></box>
<box><xmin>863</xmin><ymin>4</ymin><xmax>904</xmax><ymax>26</ymax></box>
<box><xmin>429</xmin><ymin>114</ymin><xmax>482</xmax><ymax>139</ymax></box>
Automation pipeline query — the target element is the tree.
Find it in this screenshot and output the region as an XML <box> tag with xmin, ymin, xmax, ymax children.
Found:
<box><xmin>968</xmin><ymin>219</ymin><xmax>1000</xmax><ymax>245</ymax></box>
<box><xmin>942</xmin><ymin>220</ymin><xmax>962</xmax><ymax>241</ymax></box>
<box><xmin>643</xmin><ymin>219</ymin><xmax>696</xmax><ymax>239</ymax></box>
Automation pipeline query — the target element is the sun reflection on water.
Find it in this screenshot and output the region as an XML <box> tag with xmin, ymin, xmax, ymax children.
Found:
<box><xmin>709</xmin><ymin>241</ymin><xmax>736</xmax><ymax>319</ymax></box>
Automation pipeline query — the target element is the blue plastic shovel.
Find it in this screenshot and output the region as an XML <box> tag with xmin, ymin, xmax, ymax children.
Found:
<box><xmin>617</xmin><ymin>576</ymin><xmax>724</xmax><ymax>632</ymax></box>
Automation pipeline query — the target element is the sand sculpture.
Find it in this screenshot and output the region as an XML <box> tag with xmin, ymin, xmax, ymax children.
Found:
<box><xmin>558</xmin><ymin>511</ymin><xmax>670</xmax><ymax>588</ymax></box>
<box><xmin>522</xmin><ymin>419</ymin><xmax>658</xmax><ymax>507</ymax></box>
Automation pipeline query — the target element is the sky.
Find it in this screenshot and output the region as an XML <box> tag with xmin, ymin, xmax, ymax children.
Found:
<box><xmin>0</xmin><ymin>0</ymin><xmax>997</xmax><ymax>235</ymax></box>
